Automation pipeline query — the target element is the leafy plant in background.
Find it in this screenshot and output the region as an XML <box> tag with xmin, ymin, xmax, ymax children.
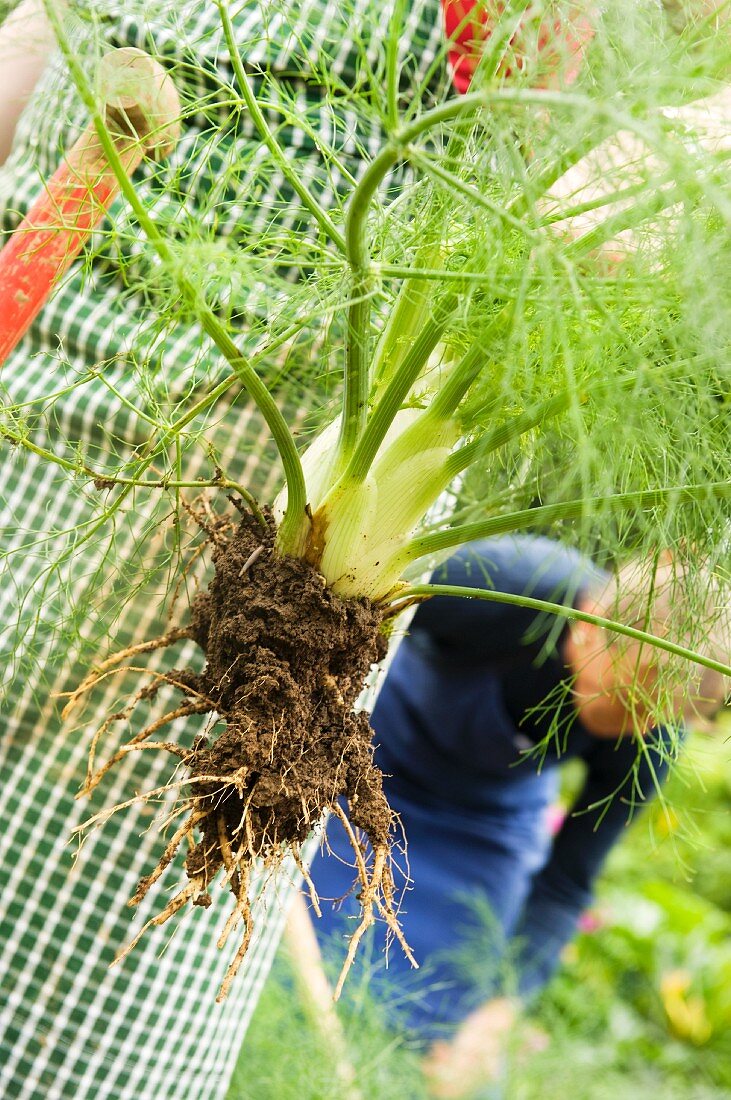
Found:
<box><xmin>524</xmin><ymin>726</ymin><xmax>731</xmax><ymax>1097</ymax></box>
<box><xmin>4</xmin><ymin>0</ymin><xmax>730</xmax><ymax>996</ymax></box>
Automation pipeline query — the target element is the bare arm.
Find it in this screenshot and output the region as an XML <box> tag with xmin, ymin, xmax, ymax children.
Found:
<box><xmin>0</xmin><ymin>0</ymin><xmax>58</xmax><ymax>166</ymax></box>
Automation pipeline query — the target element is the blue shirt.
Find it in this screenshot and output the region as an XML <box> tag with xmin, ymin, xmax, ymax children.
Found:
<box><xmin>311</xmin><ymin>536</ymin><xmax>676</xmax><ymax>1037</ymax></box>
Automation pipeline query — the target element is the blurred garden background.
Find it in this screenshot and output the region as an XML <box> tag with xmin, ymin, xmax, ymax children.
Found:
<box><xmin>229</xmin><ymin>718</ymin><xmax>731</xmax><ymax>1100</ymax></box>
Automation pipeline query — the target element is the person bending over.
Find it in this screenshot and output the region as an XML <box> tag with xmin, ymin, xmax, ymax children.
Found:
<box><xmin>309</xmin><ymin>536</ymin><xmax>728</xmax><ymax>1090</ymax></box>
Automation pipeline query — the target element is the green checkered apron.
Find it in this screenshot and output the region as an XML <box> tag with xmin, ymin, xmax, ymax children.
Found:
<box><xmin>0</xmin><ymin>2</ymin><xmax>446</xmax><ymax>1097</ymax></box>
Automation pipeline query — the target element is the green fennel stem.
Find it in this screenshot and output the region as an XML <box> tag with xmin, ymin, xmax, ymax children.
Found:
<box><xmin>401</xmin><ymin>482</ymin><xmax>731</xmax><ymax>565</ymax></box>
<box><xmin>395</xmin><ymin>585</ymin><xmax>731</xmax><ymax>680</ymax></box>
<box><xmin>44</xmin><ymin>1</ymin><xmax>309</xmax><ymax>552</ymax></box>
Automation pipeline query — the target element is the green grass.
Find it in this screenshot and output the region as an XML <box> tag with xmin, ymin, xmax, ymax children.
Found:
<box><xmin>228</xmin><ymin>720</ymin><xmax>731</xmax><ymax>1099</ymax></box>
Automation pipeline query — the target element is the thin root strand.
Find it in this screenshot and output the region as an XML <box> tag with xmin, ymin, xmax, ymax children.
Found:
<box><xmin>293</xmin><ymin>842</ymin><xmax>321</xmax><ymax>919</ymax></box>
<box><xmin>216</xmin><ymin>868</ymin><xmax>253</xmax><ymax>1001</ymax></box>
<box><xmin>332</xmin><ymin>841</ymin><xmax>417</xmax><ymax>1002</ymax></box>
<box><xmin>61</xmin><ymin>627</ymin><xmax>191</xmax><ymax>719</ymax></box>
<box><xmin>114</xmin><ymin>876</ymin><xmax>206</xmax><ymax>967</ymax></box>
<box><xmin>82</xmin><ymin>700</ymin><xmax>210</xmax><ymax>797</ymax></box>
<box><xmin>129</xmin><ymin>810</ymin><xmax>209</xmax><ymax>907</ymax></box>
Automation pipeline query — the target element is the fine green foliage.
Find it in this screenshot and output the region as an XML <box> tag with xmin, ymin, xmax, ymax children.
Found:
<box><xmin>3</xmin><ymin>1</ymin><xmax>730</xmax><ymax>725</ymax></box>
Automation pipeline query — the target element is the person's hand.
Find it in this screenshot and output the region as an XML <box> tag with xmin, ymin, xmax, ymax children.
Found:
<box><xmin>421</xmin><ymin>997</ymin><xmax>520</xmax><ymax>1098</ymax></box>
<box><xmin>544</xmin><ymin>84</ymin><xmax>731</xmax><ymax>265</ymax></box>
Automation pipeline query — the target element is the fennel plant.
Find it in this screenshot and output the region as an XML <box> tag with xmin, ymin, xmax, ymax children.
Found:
<box><xmin>4</xmin><ymin>0</ymin><xmax>730</xmax><ymax>995</ymax></box>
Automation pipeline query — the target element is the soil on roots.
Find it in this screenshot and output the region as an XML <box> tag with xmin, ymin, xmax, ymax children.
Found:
<box><xmin>92</xmin><ymin>508</ymin><xmax>410</xmax><ymax>999</ymax></box>
<box><xmin>181</xmin><ymin>509</ymin><xmax>391</xmax><ymax>886</ymax></box>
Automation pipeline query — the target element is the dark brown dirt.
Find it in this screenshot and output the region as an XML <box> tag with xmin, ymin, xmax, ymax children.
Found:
<box><xmin>150</xmin><ymin>509</ymin><xmax>392</xmax><ymax>907</ymax></box>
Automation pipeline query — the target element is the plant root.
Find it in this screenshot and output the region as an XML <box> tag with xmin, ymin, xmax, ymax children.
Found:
<box><xmin>80</xmin><ymin>508</ymin><xmax>412</xmax><ymax>999</ymax></box>
<box><xmin>61</xmin><ymin>627</ymin><xmax>191</xmax><ymax>720</ymax></box>
<box><xmin>81</xmin><ymin>700</ymin><xmax>211</xmax><ymax>797</ymax></box>
<box><xmin>292</xmin><ymin>842</ymin><xmax>321</xmax><ymax>919</ymax></box>
<box><xmin>216</xmin><ymin>866</ymin><xmax>253</xmax><ymax>1002</ymax></box>
<box><xmin>128</xmin><ymin>809</ymin><xmax>208</xmax><ymax>907</ymax></box>
<box><xmin>114</xmin><ymin>875</ymin><xmax>208</xmax><ymax>967</ymax></box>
<box><xmin>330</xmin><ymin>802</ymin><xmax>417</xmax><ymax>1001</ymax></box>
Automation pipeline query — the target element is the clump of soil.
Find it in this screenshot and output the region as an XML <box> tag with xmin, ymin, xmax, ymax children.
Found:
<box><xmin>184</xmin><ymin>509</ymin><xmax>391</xmax><ymax>868</ymax></box>
<box><xmin>72</xmin><ymin>508</ymin><xmax>413</xmax><ymax>999</ymax></box>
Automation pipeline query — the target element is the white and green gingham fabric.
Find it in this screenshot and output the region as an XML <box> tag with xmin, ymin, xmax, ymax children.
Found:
<box><xmin>0</xmin><ymin>2</ymin><xmax>447</xmax><ymax>1098</ymax></box>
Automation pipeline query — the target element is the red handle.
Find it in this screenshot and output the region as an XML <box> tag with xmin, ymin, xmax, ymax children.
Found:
<box><xmin>0</xmin><ymin>133</ymin><xmax>141</xmax><ymax>362</ymax></box>
<box><xmin>0</xmin><ymin>47</ymin><xmax>180</xmax><ymax>366</ymax></box>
